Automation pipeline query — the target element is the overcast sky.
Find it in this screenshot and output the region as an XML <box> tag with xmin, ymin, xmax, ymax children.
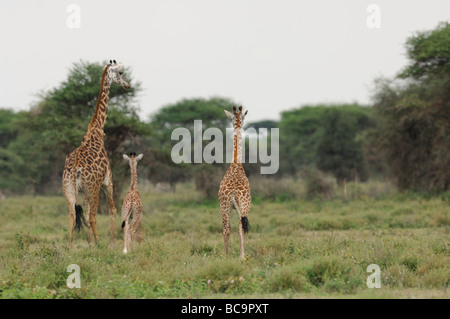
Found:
<box><xmin>1</xmin><ymin>0</ymin><xmax>449</xmax><ymax>122</ymax></box>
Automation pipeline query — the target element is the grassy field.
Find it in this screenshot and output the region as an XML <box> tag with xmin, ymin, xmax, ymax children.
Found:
<box><xmin>0</xmin><ymin>180</ymin><xmax>448</xmax><ymax>299</ymax></box>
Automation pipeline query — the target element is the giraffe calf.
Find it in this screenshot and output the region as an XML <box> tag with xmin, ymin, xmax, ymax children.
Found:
<box><xmin>121</xmin><ymin>152</ymin><xmax>144</xmax><ymax>254</ymax></box>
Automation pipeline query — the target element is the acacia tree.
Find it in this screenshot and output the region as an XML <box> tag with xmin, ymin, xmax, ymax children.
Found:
<box><xmin>373</xmin><ymin>22</ymin><xmax>450</xmax><ymax>191</ymax></box>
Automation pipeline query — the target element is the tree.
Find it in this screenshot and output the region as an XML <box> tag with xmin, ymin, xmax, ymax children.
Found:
<box><xmin>242</xmin><ymin>119</ymin><xmax>280</xmax><ymax>178</ymax></box>
<box><xmin>316</xmin><ymin>105</ymin><xmax>372</xmax><ymax>184</ymax></box>
<box><xmin>278</xmin><ymin>106</ymin><xmax>328</xmax><ymax>175</ymax></box>
<box><xmin>373</xmin><ymin>22</ymin><xmax>450</xmax><ymax>192</ymax></box>
<box><xmin>150</xmin><ymin>96</ymin><xmax>233</xmax><ymax>147</ymax></box>
<box><xmin>0</xmin><ymin>109</ymin><xmax>19</xmax><ymax>148</ymax></box>
<box><xmin>399</xmin><ymin>22</ymin><xmax>450</xmax><ymax>80</ymax></box>
<box><xmin>244</xmin><ymin>119</ymin><xmax>279</xmax><ymax>131</ymax></box>
<box><xmin>0</xmin><ymin>148</ymin><xmax>25</xmax><ymax>192</ymax></box>
<box><xmin>0</xmin><ymin>109</ymin><xmax>28</xmax><ymax>193</ymax></box>
<box><xmin>148</xmin><ymin>96</ymin><xmax>237</xmax><ymax>198</ymax></box>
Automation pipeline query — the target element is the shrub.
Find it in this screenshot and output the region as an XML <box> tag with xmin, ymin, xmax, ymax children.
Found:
<box><xmin>249</xmin><ymin>176</ymin><xmax>300</xmax><ymax>201</ymax></box>
<box><xmin>196</xmin><ymin>259</ymin><xmax>245</xmax><ymax>281</ymax></box>
<box><xmin>268</xmin><ymin>265</ymin><xmax>310</xmax><ymax>292</ymax></box>
<box><xmin>305</xmin><ymin>257</ymin><xmax>362</xmax><ymax>292</ymax></box>
<box><xmin>301</xmin><ymin>168</ymin><xmax>334</xmax><ymax>200</ymax></box>
<box><xmin>400</xmin><ymin>255</ymin><xmax>419</xmax><ymax>273</ymax></box>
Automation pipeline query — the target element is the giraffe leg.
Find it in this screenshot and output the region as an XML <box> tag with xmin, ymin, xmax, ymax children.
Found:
<box><xmin>238</xmin><ymin>218</ymin><xmax>245</xmax><ymax>260</ymax></box>
<box><xmin>130</xmin><ymin>222</ymin><xmax>136</xmax><ymax>251</ymax></box>
<box><xmin>220</xmin><ymin>203</ymin><xmax>232</xmax><ymax>255</ymax></box>
<box><xmin>130</xmin><ymin>210</ymin><xmax>141</xmax><ymax>251</ymax></box>
<box><xmin>235</xmin><ymin>201</ymin><xmax>250</xmax><ymax>261</ymax></box>
<box><xmin>90</xmin><ymin>211</ymin><xmax>99</xmax><ymax>244</ymax></box>
<box><xmin>83</xmin><ymin>197</ymin><xmax>92</xmax><ymax>245</ymax></box>
<box><xmin>131</xmin><ymin>219</ymin><xmax>142</xmax><ymax>249</ymax></box>
<box><xmin>136</xmin><ymin>205</ymin><xmax>143</xmax><ymax>246</ymax></box>
<box><xmin>137</xmin><ymin>222</ymin><xmax>143</xmax><ymax>246</ymax></box>
<box><xmin>68</xmin><ymin>205</ymin><xmax>76</xmax><ymax>248</ymax></box>
<box><xmin>86</xmin><ymin>190</ymin><xmax>100</xmax><ymax>244</ymax></box>
<box><xmin>121</xmin><ymin>202</ymin><xmax>130</xmax><ymax>253</ymax></box>
<box><xmin>123</xmin><ymin>220</ymin><xmax>131</xmax><ymax>253</ymax></box>
<box><xmin>136</xmin><ymin>216</ymin><xmax>144</xmax><ymax>248</ymax></box>
<box><xmin>103</xmin><ymin>177</ymin><xmax>117</xmax><ymax>246</ymax></box>
<box><xmin>63</xmin><ymin>179</ymin><xmax>76</xmax><ymax>248</ymax></box>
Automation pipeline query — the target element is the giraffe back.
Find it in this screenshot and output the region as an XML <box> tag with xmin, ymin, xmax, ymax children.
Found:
<box><xmin>218</xmin><ymin>163</ymin><xmax>251</xmax><ymax>209</ymax></box>
<box><xmin>121</xmin><ymin>188</ymin><xmax>143</xmax><ymax>224</ymax></box>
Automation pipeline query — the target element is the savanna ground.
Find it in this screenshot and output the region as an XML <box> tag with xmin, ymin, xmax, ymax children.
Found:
<box><xmin>0</xmin><ymin>178</ymin><xmax>448</xmax><ymax>299</ymax></box>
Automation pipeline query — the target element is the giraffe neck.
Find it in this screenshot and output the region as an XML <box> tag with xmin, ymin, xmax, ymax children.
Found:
<box><xmin>88</xmin><ymin>66</ymin><xmax>111</xmax><ymax>134</ymax></box>
<box><xmin>233</xmin><ymin>127</ymin><xmax>242</xmax><ymax>164</ymax></box>
<box><xmin>129</xmin><ymin>162</ymin><xmax>138</xmax><ymax>190</ymax></box>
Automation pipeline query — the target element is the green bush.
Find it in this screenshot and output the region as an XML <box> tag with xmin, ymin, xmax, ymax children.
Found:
<box><xmin>305</xmin><ymin>257</ymin><xmax>362</xmax><ymax>292</ymax></box>
<box><xmin>301</xmin><ymin>168</ymin><xmax>334</xmax><ymax>200</ymax></box>
<box><xmin>268</xmin><ymin>265</ymin><xmax>310</xmax><ymax>293</ymax></box>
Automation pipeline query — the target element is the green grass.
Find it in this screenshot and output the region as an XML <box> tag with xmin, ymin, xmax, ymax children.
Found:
<box><xmin>0</xmin><ymin>181</ymin><xmax>448</xmax><ymax>299</ymax></box>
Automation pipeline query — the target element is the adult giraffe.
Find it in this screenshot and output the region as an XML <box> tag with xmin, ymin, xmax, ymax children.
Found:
<box><xmin>62</xmin><ymin>60</ymin><xmax>130</xmax><ymax>247</ymax></box>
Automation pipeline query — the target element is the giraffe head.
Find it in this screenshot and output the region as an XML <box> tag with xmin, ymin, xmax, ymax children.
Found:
<box><xmin>224</xmin><ymin>105</ymin><xmax>248</xmax><ymax>129</ymax></box>
<box><xmin>107</xmin><ymin>60</ymin><xmax>131</xmax><ymax>89</ymax></box>
<box><xmin>122</xmin><ymin>152</ymin><xmax>143</xmax><ymax>167</ymax></box>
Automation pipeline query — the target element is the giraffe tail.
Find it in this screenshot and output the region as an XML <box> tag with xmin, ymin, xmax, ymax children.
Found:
<box><xmin>241</xmin><ymin>216</ymin><xmax>249</xmax><ymax>233</ymax></box>
<box><xmin>74</xmin><ymin>204</ymin><xmax>87</xmax><ymax>233</ymax></box>
<box><xmin>122</xmin><ymin>205</ymin><xmax>133</xmax><ymax>229</ymax></box>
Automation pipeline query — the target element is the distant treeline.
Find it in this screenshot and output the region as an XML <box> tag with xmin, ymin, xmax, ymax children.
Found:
<box><xmin>1</xmin><ymin>22</ymin><xmax>449</xmax><ymax>198</ymax></box>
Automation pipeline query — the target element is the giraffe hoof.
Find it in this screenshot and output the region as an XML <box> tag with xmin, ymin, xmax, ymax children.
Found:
<box><xmin>123</xmin><ymin>250</ymin><xmax>128</xmax><ymax>254</ymax></box>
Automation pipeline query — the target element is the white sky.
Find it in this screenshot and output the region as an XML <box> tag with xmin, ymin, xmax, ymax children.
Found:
<box><xmin>0</xmin><ymin>0</ymin><xmax>449</xmax><ymax>122</ymax></box>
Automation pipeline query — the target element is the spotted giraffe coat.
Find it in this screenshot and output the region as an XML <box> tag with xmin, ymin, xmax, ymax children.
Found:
<box><xmin>121</xmin><ymin>153</ymin><xmax>143</xmax><ymax>253</ymax></box>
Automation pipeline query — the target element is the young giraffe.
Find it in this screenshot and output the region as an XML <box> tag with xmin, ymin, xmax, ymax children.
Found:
<box><xmin>218</xmin><ymin>106</ymin><xmax>251</xmax><ymax>260</ymax></box>
<box><xmin>62</xmin><ymin>60</ymin><xmax>130</xmax><ymax>247</ymax></box>
<box><xmin>121</xmin><ymin>152</ymin><xmax>144</xmax><ymax>254</ymax></box>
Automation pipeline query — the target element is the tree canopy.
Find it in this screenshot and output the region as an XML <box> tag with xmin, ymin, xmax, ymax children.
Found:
<box><xmin>278</xmin><ymin>104</ymin><xmax>373</xmax><ymax>181</ymax></box>
<box><xmin>399</xmin><ymin>22</ymin><xmax>450</xmax><ymax>80</ymax></box>
<box><xmin>316</xmin><ymin>106</ymin><xmax>373</xmax><ymax>184</ymax></box>
<box><xmin>373</xmin><ymin>22</ymin><xmax>450</xmax><ymax>192</ymax></box>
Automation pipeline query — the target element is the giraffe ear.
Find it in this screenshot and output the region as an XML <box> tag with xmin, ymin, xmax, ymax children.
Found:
<box><xmin>224</xmin><ymin>110</ymin><xmax>234</xmax><ymax>120</ymax></box>
<box><xmin>243</xmin><ymin>110</ymin><xmax>248</xmax><ymax>117</ymax></box>
<box><xmin>123</xmin><ymin>154</ymin><xmax>130</xmax><ymax>161</ymax></box>
<box><xmin>135</xmin><ymin>154</ymin><xmax>144</xmax><ymax>162</ymax></box>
